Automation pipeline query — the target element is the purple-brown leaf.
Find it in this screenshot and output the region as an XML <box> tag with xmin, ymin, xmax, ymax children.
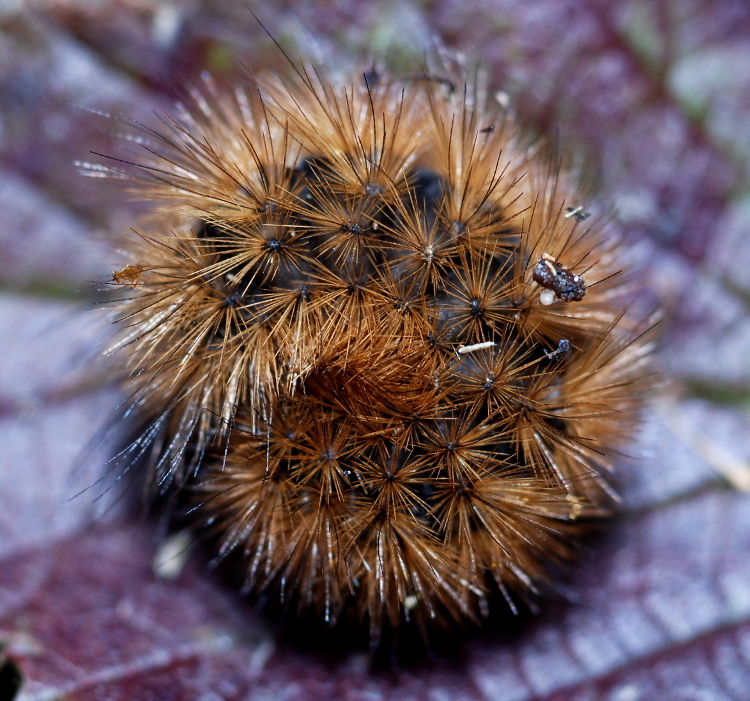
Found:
<box><xmin>3</xmin><ymin>1</ymin><xmax>750</xmax><ymax>699</ymax></box>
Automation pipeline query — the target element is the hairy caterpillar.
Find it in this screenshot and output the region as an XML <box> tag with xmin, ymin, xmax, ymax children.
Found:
<box><xmin>93</xmin><ymin>53</ymin><xmax>651</xmax><ymax>649</ymax></box>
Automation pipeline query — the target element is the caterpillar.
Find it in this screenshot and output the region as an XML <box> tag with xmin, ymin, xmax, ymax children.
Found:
<box><xmin>93</xmin><ymin>55</ymin><xmax>651</xmax><ymax>649</ymax></box>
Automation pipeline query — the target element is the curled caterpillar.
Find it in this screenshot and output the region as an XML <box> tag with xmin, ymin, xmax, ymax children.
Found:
<box><xmin>94</xmin><ymin>59</ymin><xmax>651</xmax><ymax>647</ymax></box>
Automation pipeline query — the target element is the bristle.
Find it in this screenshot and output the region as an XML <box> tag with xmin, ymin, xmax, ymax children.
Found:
<box><xmin>100</xmin><ymin>60</ymin><xmax>651</xmax><ymax>644</ymax></box>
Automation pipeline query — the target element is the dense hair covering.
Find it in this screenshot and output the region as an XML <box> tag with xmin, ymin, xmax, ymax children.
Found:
<box><xmin>99</xmin><ymin>63</ymin><xmax>651</xmax><ymax>646</ymax></box>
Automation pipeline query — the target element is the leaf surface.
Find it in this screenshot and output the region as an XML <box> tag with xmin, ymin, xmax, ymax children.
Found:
<box><xmin>3</xmin><ymin>1</ymin><xmax>750</xmax><ymax>699</ymax></box>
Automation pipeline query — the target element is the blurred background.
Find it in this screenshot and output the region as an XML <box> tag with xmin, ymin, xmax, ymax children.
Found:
<box><xmin>2</xmin><ymin>1</ymin><xmax>750</xmax><ymax>699</ymax></box>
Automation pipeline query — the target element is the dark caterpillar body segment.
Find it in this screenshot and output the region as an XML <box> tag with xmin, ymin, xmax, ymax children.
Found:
<box><xmin>99</xmin><ymin>63</ymin><xmax>651</xmax><ymax>646</ymax></box>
